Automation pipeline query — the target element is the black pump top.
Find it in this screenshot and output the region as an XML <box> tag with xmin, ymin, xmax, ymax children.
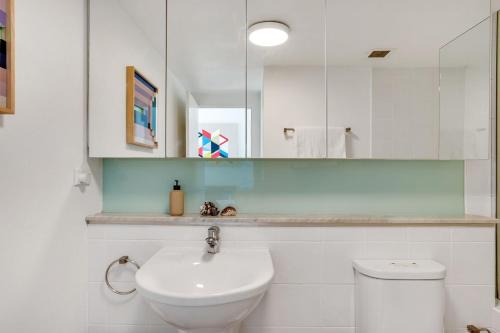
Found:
<box><xmin>173</xmin><ymin>180</ymin><xmax>181</xmax><ymax>190</ymax></box>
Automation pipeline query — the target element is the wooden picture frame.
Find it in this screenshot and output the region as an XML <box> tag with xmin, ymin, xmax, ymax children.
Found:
<box><xmin>126</xmin><ymin>66</ymin><xmax>158</xmax><ymax>148</ymax></box>
<box><xmin>0</xmin><ymin>0</ymin><xmax>14</xmax><ymax>115</ymax></box>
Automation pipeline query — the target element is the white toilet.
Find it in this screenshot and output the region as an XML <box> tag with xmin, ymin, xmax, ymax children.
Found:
<box><xmin>353</xmin><ymin>259</ymin><xmax>446</xmax><ymax>333</ymax></box>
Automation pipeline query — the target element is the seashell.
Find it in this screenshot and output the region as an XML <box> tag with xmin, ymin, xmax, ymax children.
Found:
<box><xmin>221</xmin><ymin>206</ymin><xmax>237</xmax><ymax>217</ymax></box>
<box><xmin>200</xmin><ymin>201</ymin><xmax>220</xmax><ymax>216</ymax></box>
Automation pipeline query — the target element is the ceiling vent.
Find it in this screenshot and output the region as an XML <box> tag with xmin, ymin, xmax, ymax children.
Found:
<box><xmin>368</xmin><ymin>50</ymin><xmax>391</xmax><ymax>58</ymax></box>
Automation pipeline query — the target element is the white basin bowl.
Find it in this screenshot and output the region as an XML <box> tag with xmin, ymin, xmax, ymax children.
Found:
<box><xmin>135</xmin><ymin>247</ymin><xmax>274</xmax><ymax>333</ymax></box>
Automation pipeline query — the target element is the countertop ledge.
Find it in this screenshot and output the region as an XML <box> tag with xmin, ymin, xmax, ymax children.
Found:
<box><xmin>86</xmin><ymin>213</ymin><xmax>499</xmax><ymax>226</ymax></box>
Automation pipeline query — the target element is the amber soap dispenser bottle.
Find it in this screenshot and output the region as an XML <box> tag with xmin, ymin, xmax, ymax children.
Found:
<box><xmin>169</xmin><ymin>180</ymin><xmax>184</xmax><ymax>216</ymax></box>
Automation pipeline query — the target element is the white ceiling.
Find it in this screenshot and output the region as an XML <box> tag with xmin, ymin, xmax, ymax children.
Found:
<box><xmin>167</xmin><ymin>0</ymin><xmax>247</xmax><ymax>96</ymax></box>
<box><xmin>325</xmin><ymin>0</ymin><xmax>490</xmax><ymax>67</ymax></box>
<box><xmin>119</xmin><ymin>0</ymin><xmax>491</xmax><ymax>96</ymax></box>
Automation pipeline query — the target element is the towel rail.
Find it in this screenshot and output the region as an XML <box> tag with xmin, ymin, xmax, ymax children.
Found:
<box><xmin>283</xmin><ymin>127</ymin><xmax>351</xmax><ymax>135</ymax></box>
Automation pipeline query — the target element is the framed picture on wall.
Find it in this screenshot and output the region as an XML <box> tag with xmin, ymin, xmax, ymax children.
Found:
<box><xmin>126</xmin><ymin>66</ymin><xmax>158</xmax><ymax>148</ymax></box>
<box><xmin>0</xmin><ymin>0</ymin><xmax>14</xmax><ymax>115</ymax></box>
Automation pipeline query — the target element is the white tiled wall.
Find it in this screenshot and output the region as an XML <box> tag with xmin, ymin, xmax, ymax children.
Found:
<box><xmin>88</xmin><ymin>224</ymin><xmax>496</xmax><ymax>333</ymax></box>
<box><xmin>371</xmin><ymin>68</ymin><xmax>440</xmax><ymax>159</ymax></box>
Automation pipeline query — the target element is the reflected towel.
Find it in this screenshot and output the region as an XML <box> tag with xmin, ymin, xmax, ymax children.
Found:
<box><xmin>296</xmin><ymin>127</ymin><xmax>326</xmax><ymax>158</ymax></box>
<box><xmin>328</xmin><ymin>127</ymin><xmax>346</xmax><ymax>158</ymax></box>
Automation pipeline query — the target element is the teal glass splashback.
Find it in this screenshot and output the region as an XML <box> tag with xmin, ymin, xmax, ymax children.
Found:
<box><xmin>103</xmin><ymin>159</ymin><xmax>464</xmax><ymax>216</ymax></box>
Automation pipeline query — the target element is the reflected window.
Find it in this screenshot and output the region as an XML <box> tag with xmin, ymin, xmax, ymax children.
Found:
<box><xmin>187</xmin><ymin>108</ymin><xmax>252</xmax><ymax>158</ymax></box>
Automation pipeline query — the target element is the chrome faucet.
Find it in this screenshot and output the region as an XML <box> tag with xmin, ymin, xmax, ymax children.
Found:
<box><xmin>205</xmin><ymin>226</ymin><xmax>220</xmax><ymax>254</ymax></box>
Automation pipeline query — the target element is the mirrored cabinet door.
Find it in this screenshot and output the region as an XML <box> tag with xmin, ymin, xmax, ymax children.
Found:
<box><xmin>89</xmin><ymin>0</ymin><xmax>167</xmax><ymax>158</ymax></box>
<box><xmin>248</xmin><ymin>0</ymin><xmax>327</xmax><ymax>158</ymax></box>
<box><xmin>326</xmin><ymin>0</ymin><xmax>491</xmax><ymax>159</ymax></box>
<box><xmin>439</xmin><ymin>18</ymin><xmax>491</xmax><ymax>160</ymax></box>
<box><xmin>88</xmin><ymin>0</ymin><xmax>492</xmax><ymax>160</ymax></box>
<box><xmin>167</xmin><ymin>0</ymin><xmax>247</xmax><ymax>158</ymax></box>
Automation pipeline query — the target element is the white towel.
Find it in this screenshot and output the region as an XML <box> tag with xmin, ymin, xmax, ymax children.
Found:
<box><xmin>296</xmin><ymin>127</ymin><xmax>326</xmax><ymax>158</ymax></box>
<box><xmin>328</xmin><ymin>127</ymin><xmax>347</xmax><ymax>158</ymax></box>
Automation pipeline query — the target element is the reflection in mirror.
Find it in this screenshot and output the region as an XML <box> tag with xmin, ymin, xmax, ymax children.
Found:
<box><xmin>167</xmin><ymin>0</ymin><xmax>246</xmax><ymax>158</ymax></box>
<box><xmin>248</xmin><ymin>0</ymin><xmax>326</xmax><ymax>158</ymax></box>
<box><xmin>325</xmin><ymin>0</ymin><xmax>490</xmax><ymax>159</ymax></box>
<box><xmin>161</xmin><ymin>0</ymin><xmax>491</xmax><ymax>160</ymax></box>
<box><xmin>89</xmin><ymin>0</ymin><xmax>166</xmax><ymax>158</ymax></box>
<box><xmin>439</xmin><ymin>18</ymin><xmax>491</xmax><ymax>160</ymax></box>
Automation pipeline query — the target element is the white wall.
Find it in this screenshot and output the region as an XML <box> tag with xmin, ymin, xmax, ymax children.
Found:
<box><xmin>0</xmin><ymin>0</ymin><xmax>102</xmax><ymax>332</ymax></box>
<box><xmin>89</xmin><ymin>0</ymin><xmax>166</xmax><ymax>158</ymax></box>
<box><xmin>88</xmin><ymin>224</ymin><xmax>496</xmax><ymax>333</ymax></box>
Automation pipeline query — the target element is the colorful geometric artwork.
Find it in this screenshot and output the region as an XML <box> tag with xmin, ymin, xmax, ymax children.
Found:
<box><xmin>198</xmin><ymin>129</ymin><xmax>229</xmax><ymax>158</ymax></box>
<box><xmin>0</xmin><ymin>0</ymin><xmax>13</xmax><ymax>114</ymax></box>
<box><xmin>126</xmin><ymin>66</ymin><xmax>158</xmax><ymax>148</ymax></box>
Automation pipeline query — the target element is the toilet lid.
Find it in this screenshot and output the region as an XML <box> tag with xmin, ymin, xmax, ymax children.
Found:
<box><xmin>353</xmin><ymin>260</ymin><xmax>446</xmax><ymax>280</ymax></box>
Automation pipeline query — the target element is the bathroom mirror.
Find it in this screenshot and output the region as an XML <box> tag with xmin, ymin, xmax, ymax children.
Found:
<box><xmin>167</xmin><ymin>0</ymin><xmax>247</xmax><ymax>158</ymax></box>
<box><xmin>88</xmin><ymin>0</ymin><xmax>167</xmax><ymax>158</ymax></box>
<box><xmin>247</xmin><ymin>0</ymin><xmax>327</xmax><ymax>158</ymax></box>
<box><xmin>439</xmin><ymin>18</ymin><xmax>491</xmax><ymax>160</ymax></box>
<box><xmin>324</xmin><ymin>0</ymin><xmax>490</xmax><ymax>159</ymax></box>
<box><xmin>88</xmin><ymin>0</ymin><xmax>492</xmax><ymax>159</ymax></box>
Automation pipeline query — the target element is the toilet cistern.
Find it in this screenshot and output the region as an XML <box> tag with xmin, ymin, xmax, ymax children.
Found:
<box><xmin>205</xmin><ymin>226</ymin><xmax>220</xmax><ymax>254</ymax></box>
<box><xmin>353</xmin><ymin>259</ymin><xmax>446</xmax><ymax>333</ymax></box>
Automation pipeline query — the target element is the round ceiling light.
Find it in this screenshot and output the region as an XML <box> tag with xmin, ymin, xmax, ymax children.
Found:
<box><xmin>248</xmin><ymin>21</ymin><xmax>290</xmax><ymax>47</ymax></box>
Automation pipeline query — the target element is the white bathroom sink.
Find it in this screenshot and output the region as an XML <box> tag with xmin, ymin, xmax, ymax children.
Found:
<box><xmin>135</xmin><ymin>246</ymin><xmax>274</xmax><ymax>333</ymax></box>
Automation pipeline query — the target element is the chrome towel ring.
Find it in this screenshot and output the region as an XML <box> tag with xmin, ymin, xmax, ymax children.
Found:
<box><xmin>105</xmin><ymin>256</ymin><xmax>140</xmax><ymax>295</ymax></box>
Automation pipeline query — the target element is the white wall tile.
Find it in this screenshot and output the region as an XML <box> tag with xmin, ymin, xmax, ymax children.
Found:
<box><xmin>452</xmin><ymin>226</ymin><xmax>495</xmax><ymax>242</ymax></box>
<box><xmin>107</xmin><ymin>325</ymin><xmax>144</xmax><ymax>333</ymax></box>
<box><xmin>320</xmin><ymin>285</ymin><xmax>355</xmax><ymax>327</ymax></box>
<box><xmin>108</xmin><ymin>225</ymin><xmax>205</xmax><ymax>241</ymax></box>
<box><xmin>491</xmin><ymin>306</ymin><xmax>500</xmax><ymax>333</ymax></box>
<box><xmin>446</xmin><ymin>285</ymin><xmax>495</xmax><ymax>329</ymax></box>
<box><xmin>408</xmin><ymin>227</ymin><xmax>451</xmax><ymax>242</ymax></box>
<box><xmin>222</xmin><ymin>227</ymin><xmax>321</xmax><ymax>242</ymax></box>
<box><xmin>266</xmin><ymin>242</ymin><xmax>323</xmax><ymax>284</ymax></box>
<box><xmin>452</xmin><ymin>243</ymin><xmax>495</xmax><ymax>285</ymax></box>
<box><xmin>88</xmin><ymin>326</ymin><xmax>107</xmax><ymax>333</ymax></box>
<box><xmin>242</xmin><ymin>328</ymin><xmax>355</xmax><ymax>333</ymax></box>
<box><xmin>319</xmin><ymin>227</ymin><xmax>365</xmax><ymax>241</ymax></box>
<box><xmin>89</xmin><ymin>240</ymin><xmax>112</xmax><ymax>282</ymax></box>
<box><xmin>89</xmin><ymin>283</ymin><xmax>108</xmax><ymax>325</ymax></box>
<box><xmin>365</xmin><ymin>227</ymin><xmax>407</xmax><ymax>241</ymax></box>
<box><xmin>148</xmin><ymin>325</ymin><xmax>178</xmax><ymax>333</ymax></box>
<box><xmin>244</xmin><ymin>284</ymin><xmax>322</xmax><ymax>327</ymax></box>
<box><xmin>322</xmin><ymin>242</ymin><xmax>365</xmax><ymax>283</ymax></box>
<box><xmin>105</xmin><ymin>283</ymin><xmax>148</xmax><ymax>325</ymax></box>
<box><xmin>465</xmin><ymin>159</ymin><xmax>492</xmax><ymax>197</ymax></box>
<box><xmin>88</xmin><ymin>225</ymin><xmax>109</xmax><ymax>240</ymax></box>
<box><xmin>364</xmin><ymin>242</ymin><xmax>409</xmax><ymax>259</ymax></box>
<box><xmin>465</xmin><ymin>195</ymin><xmax>494</xmax><ymax>217</ymax></box>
